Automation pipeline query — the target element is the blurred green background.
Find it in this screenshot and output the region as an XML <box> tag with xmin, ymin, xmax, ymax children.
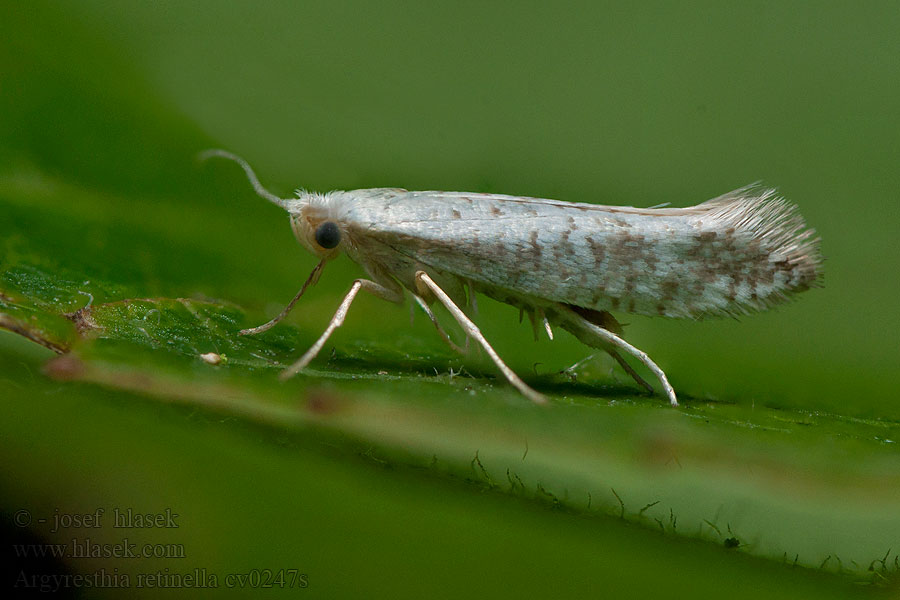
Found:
<box><xmin>2</xmin><ymin>1</ymin><xmax>898</xmax><ymax>597</ymax></box>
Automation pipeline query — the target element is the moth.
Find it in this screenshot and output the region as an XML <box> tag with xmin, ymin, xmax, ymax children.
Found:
<box><xmin>202</xmin><ymin>150</ymin><xmax>822</xmax><ymax>406</ymax></box>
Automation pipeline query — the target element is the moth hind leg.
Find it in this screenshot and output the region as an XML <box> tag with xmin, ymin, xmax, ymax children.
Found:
<box><xmin>606</xmin><ymin>348</ymin><xmax>654</xmax><ymax>394</ymax></box>
<box><xmin>562</xmin><ymin>305</ymin><xmax>653</xmax><ymax>393</ymax></box>
<box><xmin>556</xmin><ymin>304</ymin><xmax>678</xmax><ymax>406</ymax></box>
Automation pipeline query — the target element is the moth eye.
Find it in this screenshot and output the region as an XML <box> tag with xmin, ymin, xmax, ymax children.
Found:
<box><xmin>314</xmin><ymin>221</ymin><xmax>341</xmax><ymax>249</ymax></box>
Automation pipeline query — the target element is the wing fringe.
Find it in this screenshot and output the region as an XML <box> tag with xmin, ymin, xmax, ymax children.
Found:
<box><xmin>701</xmin><ymin>184</ymin><xmax>822</xmax><ymax>277</ymax></box>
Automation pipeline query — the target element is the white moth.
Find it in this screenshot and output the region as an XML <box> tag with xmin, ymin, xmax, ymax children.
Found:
<box><xmin>202</xmin><ymin>150</ymin><xmax>822</xmax><ymax>406</ymax></box>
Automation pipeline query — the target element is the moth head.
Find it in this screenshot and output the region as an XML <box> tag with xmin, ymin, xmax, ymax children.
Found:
<box><xmin>287</xmin><ymin>198</ymin><xmax>343</xmax><ymax>259</ymax></box>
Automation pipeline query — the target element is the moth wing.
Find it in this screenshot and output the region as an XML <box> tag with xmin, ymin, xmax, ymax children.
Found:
<box><xmin>340</xmin><ymin>188</ymin><xmax>820</xmax><ymax>319</ymax></box>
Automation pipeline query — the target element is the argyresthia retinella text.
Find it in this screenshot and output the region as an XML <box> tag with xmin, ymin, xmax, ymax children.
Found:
<box><xmin>202</xmin><ymin>150</ymin><xmax>822</xmax><ymax>406</ymax></box>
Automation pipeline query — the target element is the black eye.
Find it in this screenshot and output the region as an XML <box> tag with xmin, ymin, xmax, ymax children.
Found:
<box><xmin>314</xmin><ymin>221</ymin><xmax>341</xmax><ymax>249</ymax></box>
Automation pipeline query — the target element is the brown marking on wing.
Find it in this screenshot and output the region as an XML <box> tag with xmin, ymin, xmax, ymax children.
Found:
<box><xmin>643</xmin><ymin>248</ymin><xmax>658</xmax><ymax>272</ymax></box>
<box><xmin>528</xmin><ymin>230</ymin><xmax>542</xmax><ymax>264</ymax></box>
<box><xmin>660</xmin><ymin>279</ymin><xmax>680</xmax><ymax>302</ymax></box>
<box><xmin>612</xmin><ymin>232</ymin><xmax>647</xmax><ymax>265</ymax></box>
<box><xmin>585</xmin><ymin>236</ymin><xmax>605</xmax><ymax>269</ymax></box>
<box><xmin>554</xmin><ymin>229</ymin><xmax>573</xmax><ymax>262</ymax></box>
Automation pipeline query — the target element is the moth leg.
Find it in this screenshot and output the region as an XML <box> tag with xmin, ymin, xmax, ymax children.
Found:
<box><xmin>539</xmin><ymin>309</ymin><xmax>554</xmax><ymax>340</ymax></box>
<box><xmin>280</xmin><ymin>278</ymin><xmax>403</xmax><ymax>380</ymax></box>
<box><xmin>415</xmin><ymin>271</ymin><xmax>547</xmax><ymax>405</ymax></box>
<box><xmin>240</xmin><ymin>259</ymin><xmax>326</xmax><ymax>336</ymax></box>
<box><xmin>556</xmin><ymin>306</ymin><xmax>678</xmax><ymax>406</ymax></box>
<box><xmin>606</xmin><ymin>349</ymin><xmax>654</xmax><ymax>394</ymax></box>
<box><xmin>559</xmin><ymin>350</ymin><xmax>652</xmax><ymax>393</ymax></box>
<box><xmin>412</xmin><ymin>294</ymin><xmax>467</xmax><ymax>354</ymax></box>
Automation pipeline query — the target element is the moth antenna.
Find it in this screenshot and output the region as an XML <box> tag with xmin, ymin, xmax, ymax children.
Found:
<box><xmin>198</xmin><ymin>149</ymin><xmax>291</xmax><ymax>210</ymax></box>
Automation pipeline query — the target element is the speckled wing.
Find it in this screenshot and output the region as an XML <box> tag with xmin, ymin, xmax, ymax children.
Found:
<box><xmin>337</xmin><ymin>187</ymin><xmax>822</xmax><ymax>319</ymax></box>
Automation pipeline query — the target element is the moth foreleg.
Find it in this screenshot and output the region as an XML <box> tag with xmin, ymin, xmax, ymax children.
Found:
<box><xmin>240</xmin><ymin>259</ymin><xmax>326</xmax><ymax>336</ymax></box>
<box><xmin>556</xmin><ymin>306</ymin><xmax>678</xmax><ymax>406</ymax></box>
<box><xmin>415</xmin><ymin>271</ymin><xmax>547</xmax><ymax>405</ymax></box>
<box><xmin>412</xmin><ymin>294</ymin><xmax>467</xmax><ymax>354</ymax></box>
<box><xmin>280</xmin><ymin>278</ymin><xmax>403</xmax><ymax>380</ymax></box>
